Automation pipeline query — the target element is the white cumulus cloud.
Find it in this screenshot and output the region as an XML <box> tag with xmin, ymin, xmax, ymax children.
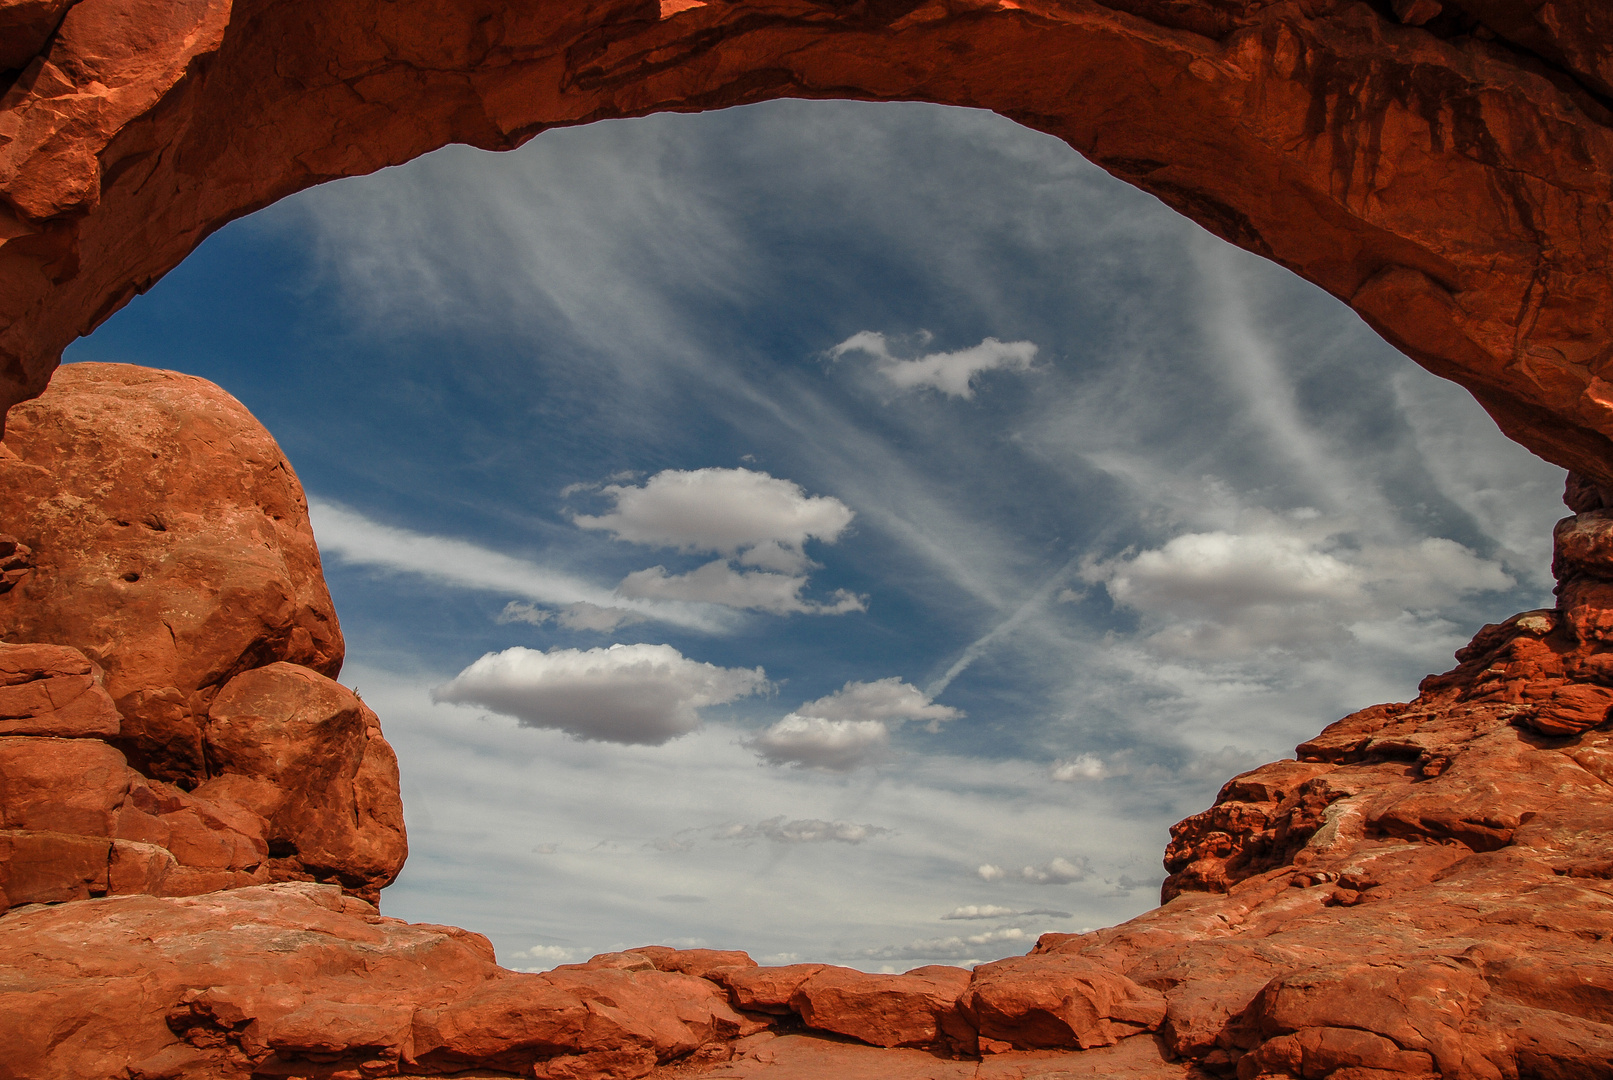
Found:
<box><xmin>941</xmin><ymin>904</ymin><xmax>1072</xmax><ymax>920</ymax></box>
<box><xmin>747</xmin><ymin>715</ymin><xmax>890</xmax><ymax>771</ymax></box>
<box><xmin>1050</xmin><ymin>754</ymin><xmax>1109</xmax><ymax>782</ymax></box>
<box><xmin>1080</xmin><ymin>513</ymin><xmax>1513</xmax><ymax>658</ymax></box>
<box><xmin>977</xmin><ymin>857</ymin><xmax>1090</xmax><ymax>885</ymax></box>
<box><xmin>831</xmin><ymin>331</ymin><xmax>1038</xmax><ymax>399</ymax></box>
<box><xmin>747</xmin><ymin>678</ymin><xmax>959</xmax><ymax>769</ymax></box>
<box><xmin>863</xmin><ymin>927</ymin><xmax>1032</xmax><ymax>962</ymax></box>
<box><xmin>571</xmin><ymin>468</ymin><xmax>863</xmax><ymax>614</ymax></box>
<box><xmin>431</xmin><ymin>643</ymin><xmax>769</xmax><ymax>745</ymax></box>
<box><xmin>574</xmin><ymin>467</ymin><xmax>854</xmax><ymax>571</ymax></box>
<box><xmin>511</xmin><ymin>943</ymin><xmax>575</xmax><ymax>972</ymax></box>
<box><xmin>619</xmin><ymin>560</ymin><xmax>865</xmax><ymax>615</ymax></box>
<box><xmin>1019</xmin><ymin>857</ymin><xmax>1091</xmax><ymax>885</ymax></box>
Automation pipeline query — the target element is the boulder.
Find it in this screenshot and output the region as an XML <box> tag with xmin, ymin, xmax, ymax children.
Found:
<box><xmin>201</xmin><ymin>662</ymin><xmax>406</xmax><ymax>902</ymax></box>
<box><xmin>0</xmin><ymin>363</ymin><xmax>342</xmax><ymax>784</ymax></box>
<box><xmin>722</xmin><ymin>964</ymin><xmax>827</xmax><ymax>1014</ymax></box>
<box><xmin>789</xmin><ymin>964</ymin><xmax>972</xmax><ymax>1049</ymax></box>
<box><xmin>962</xmin><ymin>955</ymin><xmax>1166</xmax><ymax>1051</ymax></box>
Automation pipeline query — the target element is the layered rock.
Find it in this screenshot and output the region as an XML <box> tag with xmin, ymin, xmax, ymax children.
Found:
<box><xmin>0</xmin><ymin>365</ymin><xmax>404</xmax><ymax>908</ymax></box>
<box><xmin>1</xmin><ymin>1</ymin><xmax>1613</xmax><ymax>496</ymax></box>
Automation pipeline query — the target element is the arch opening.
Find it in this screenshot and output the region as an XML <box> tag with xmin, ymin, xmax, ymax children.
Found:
<box><xmin>60</xmin><ymin>100</ymin><xmax>1565</xmax><ymax>969</ymax></box>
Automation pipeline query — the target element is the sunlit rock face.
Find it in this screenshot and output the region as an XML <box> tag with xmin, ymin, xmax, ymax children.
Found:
<box><xmin>1</xmin><ymin>1</ymin><xmax>1613</xmax><ymax>485</ymax></box>
<box><xmin>0</xmin><ymin>363</ymin><xmax>344</xmax><ymax>782</ymax></box>
<box><xmin>0</xmin><ymin>365</ymin><xmax>405</xmax><ymax>908</ymax></box>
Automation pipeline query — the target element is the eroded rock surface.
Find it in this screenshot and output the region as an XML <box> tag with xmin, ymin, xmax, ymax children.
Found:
<box><xmin>0</xmin><ymin>361</ymin><xmax>343</xmax><ymax>782</ymax></box>
<box><xmin>2</xmin><ymin>1</ymin><xmax>1613</xmax><ymax>494</ymax></box>
<box><xmin>0</xmin><ymin>365</ymin><xmax>403</xmax><ymax>909</ymax></box>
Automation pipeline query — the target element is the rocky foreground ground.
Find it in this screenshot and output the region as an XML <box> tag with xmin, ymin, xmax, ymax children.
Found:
<box><xmin>1</xmin><ymin>367</ymin><xmax>1610</xmax><ymax>1080</ymax></box>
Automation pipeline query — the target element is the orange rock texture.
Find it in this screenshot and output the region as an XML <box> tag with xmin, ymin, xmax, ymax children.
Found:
<box><xmin>0</xmin><ymin>365</ymin><xmax>405</xmax><ymax>910</ymax></box>
<box><xmin>2</xmin><ymin>1</ymin><xmax>1613</xmax><ymax>486</ymax></box>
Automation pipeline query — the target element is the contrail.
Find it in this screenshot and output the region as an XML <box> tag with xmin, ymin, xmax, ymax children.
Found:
<box><xmin>925</xmin><ymin>553</ymin><xmax>1088</xmax><ymax>699</ymax></box>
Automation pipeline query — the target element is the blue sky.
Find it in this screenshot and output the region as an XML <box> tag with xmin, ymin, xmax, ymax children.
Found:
<box><xmin>68</xmin><ymin>100</ymin><xmax>1565</xmax><ymax>971</ymax></box>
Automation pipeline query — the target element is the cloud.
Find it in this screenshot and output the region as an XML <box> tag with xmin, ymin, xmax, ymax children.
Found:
<box><xmin>980</xmin><ymin>858</ymin><xmax>1090</xmax><ymax>885</ymax></box>
<box><xmin>431</xmin><ymin>643</ymin><xmax>769</xmax><ymax>745</ymax></box>
<box><xmin>942</xmin><ymin>905</ymin><xmax>1072</xmax><ymax>920</ymax></box>
<box><xmin>830</xmin><ymin>331</ymin><xmax>1038</xmax><ymax>399</ymax></box>
<box><xmin>709</xmin><ymin>817</ymin><xmax>892</xmax><ymax>844</ymax></box>
<box><xmin>1050</xmin><ymin>754</ymin><xmax>1108</xmax><ymax>782</ymax></box>
<box><xmin>862</xmin><ymin>927</ymin><xmax>1032</xmax><ymax>962</ymax></box>
<box><xmin>619</xmin><ymin>560</ymin><xmax>866</xmax><ymax>615</ymax></box>
<box><xmin>747</xmin><ymin>678</ymin><xmax>959</xmax><ymax>769</ymax></box>
<box><xmin>794</xmin><ymin>677</ymin><xmax>962</xmax><ymax>730</ymax></box>
<box><xmin>308</xmin><ymin>499</ymin><xmax>725</xmax><ymax>632</ymax></box>
<box><xmin>511</xmin><ymin>944</ymin><xmax>575</xmax><ymax>971</ymax></box>
<box><xmin>574</xmin><ymin>467</ymin><xmax>854</xmax><ymax>572</ymax></box>
<box><xmin>747</xmin><ymin>716</ymin><xmax>890</xmax><ymax>771</ymax></box>
<box><xmin>571</xmin><ymin>468</ymin><xmax>864</xmax><ymax>614</ymax></box>
<box><xmin>1019</xmin><ymin>856</ymin><xmax>1091</xmax><ymax>885</ymax></box>
<box><xmin>498</xmin><ymin>600</ymin><xmax>650</xmax><ymax>632</ymax></box>
<box><xmin>1080</xmin><ymin>514</ymin><xmax>1514</xmax><ymax>658</ymax></box>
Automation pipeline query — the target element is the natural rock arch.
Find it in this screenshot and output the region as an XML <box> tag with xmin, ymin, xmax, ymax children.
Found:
<box><xmin>5</xmin><ymin>5</ymin><xmax>1613</xmax><ymax>1079</ymax></box>
<box><xmin>2</xmin><ymin>0</ymin><xmax>1613</xmax><ymax>480</ymax></box>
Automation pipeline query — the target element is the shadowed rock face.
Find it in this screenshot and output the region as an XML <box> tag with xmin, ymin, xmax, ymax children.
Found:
<box><xmin>1</xmin><ymin>1</ymin><xmax>1613</xmax><ymax>487</ymax></box>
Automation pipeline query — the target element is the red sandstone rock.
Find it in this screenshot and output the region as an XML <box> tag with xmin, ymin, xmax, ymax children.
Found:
<box><xmin>0</xmin><ymin>641</ymin><xmax>119</xmax><ymax>738</ymax></box>
<box><xmin>0</xmin><ymin>363</ymin><xmax>343</xmax><ymax>784</ymax></box>
<box><xmin>632</xmin><ymin>945</ymin><xmax>759</xmax><ymax>980</ymax></box>
<box><xmin>723</xmin><ymin>964</ymin><xmax>828</xmax><ymax>1014</ymax></box>
<box><xmin>6</xmin><ymin>583</ymin><xmax>1613</xmax><ymax>1075</ymax></box>
<box><xmin>788</xmin><ymin>964</ymin><xmax>972</xmax><ymax>1049</ymax></box>
<box><xmin>202</xmin><ymin>662</ymin><xmax>407</xmax><ymax>901</ymax></box>
<box><xmin>962</xmin><ymin>954</ymin><xmax>1166</xmax><ymax>1051</ymax></box>
<box><xmin>0</xmin><ymin>883</ymin><xmax>781</xmax><ymax>1080</ymax></box>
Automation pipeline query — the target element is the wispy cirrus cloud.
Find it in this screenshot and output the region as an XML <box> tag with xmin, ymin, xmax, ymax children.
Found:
<box><xmin>309</xmin><ymin>499</ymin><xmax>729</xmax><ymax>632</ymax></box>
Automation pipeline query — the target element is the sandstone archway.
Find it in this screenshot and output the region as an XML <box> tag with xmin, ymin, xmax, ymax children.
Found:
<box><xmin>2</xmin><ymin>0</ymin><xmax>1613</xmax><ymax>480</ymax></box>
<box><xmin>3</xmin><ymin>4</ymin><xmax>1613</xmax><ymax>1079</ymax></box>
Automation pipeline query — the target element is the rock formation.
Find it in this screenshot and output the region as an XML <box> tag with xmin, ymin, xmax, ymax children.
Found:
<box><xmin>3</xmin><ymin>2</ymin><xmax>1613</xmax><ymax>1078</ymax></box>
<box><xmin>2</xmin><ymin>367</ymin><xmax>1612</xmax><ymax>1078</ymax></box>
<box><xmin>0</xmin><ymin>363</ymin><xmax>405</xmax><ymax>911</ymax></box>
<box><xmin>1</xmin><ymin>1</ymin><xmax>1613</xmax><ymax>492</ymax></box>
